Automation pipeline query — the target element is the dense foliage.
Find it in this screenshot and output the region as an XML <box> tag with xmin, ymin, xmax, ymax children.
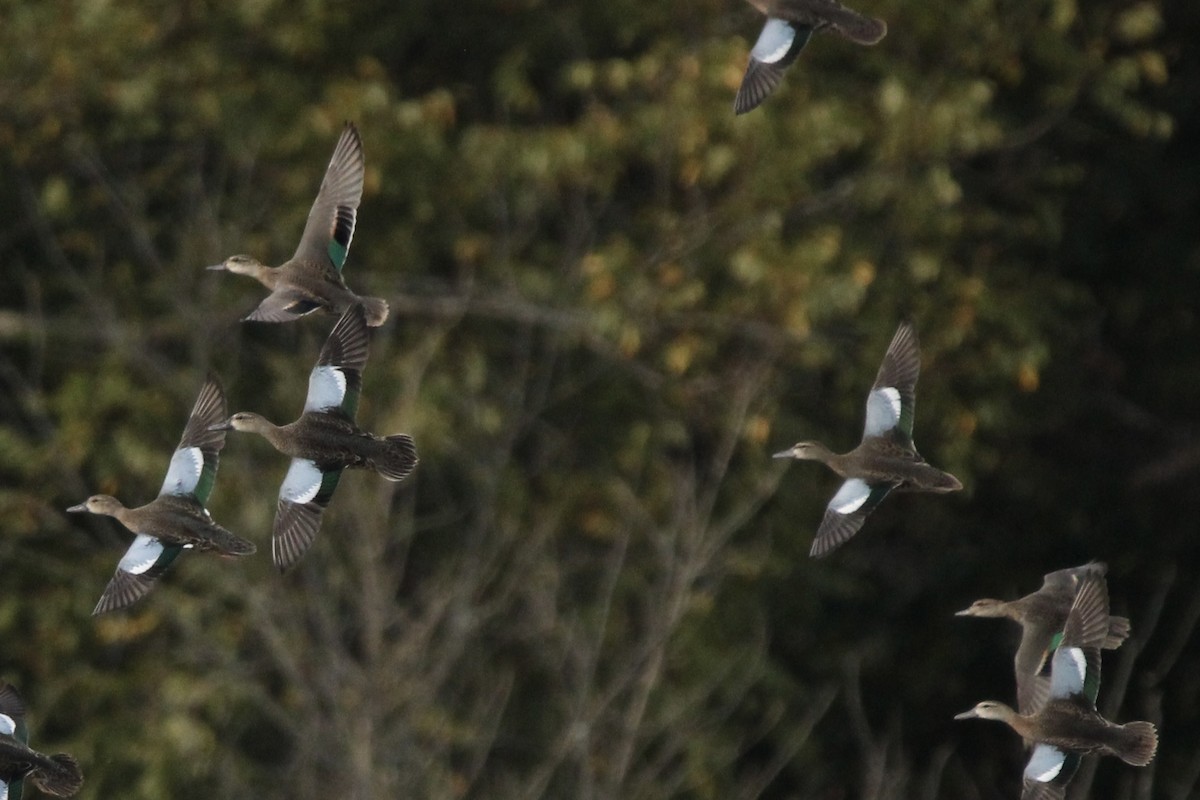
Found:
<box><xmin>1</xmin><ymin>0</ymin><xmax>1196</xmax><ymax>797</ymax></box>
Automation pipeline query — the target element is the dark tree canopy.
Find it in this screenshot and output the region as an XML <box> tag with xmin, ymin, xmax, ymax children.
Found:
<box><xmin>0</xmin><ymin>1</ymin><xmax>1195</xmax><ymax>798</ymax></box>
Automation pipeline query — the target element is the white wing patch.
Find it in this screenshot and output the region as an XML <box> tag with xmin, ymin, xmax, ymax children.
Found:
<box><xmin>280</xmin><ymin>459</ymin><xmax>324</xmax><ymax>504</ymax></box>
<box><xmin>1049</xmin><ymin>645</ymin><xmax>1087</xmax><ymax>698</ymax></box>
<box><xmin>118</xmin><ymin>535</ymin><xmax>164</xmax><ymax>575</ymax></box>
<box><xmin>863</xmin><ymin>387</ymin><xmax>902</xmax><ymax>438</ymax></box>
<box><xmin>829</xmin><ymin>478</ymin><xmax>871</xmax><ymax>515</ymax></box>
<box><xmin>0</xmin><ymin>713</ymin><xmax>14</xmax><ymax>734</ymax></box>
<box><xmin>1</xmin><ymin>778</ymin><xmax>9</xmax><ymax>800</ymax></box>
<box><xmin>160</xmin><ymin>446</ymin><xmax>204</xmax><ymax>497</ymax></box>
<box><xmin>305</xmin><ymin>365</ymin><xmax>348</xmax><ymax>412</ymax></box>
<box><xmin>1024</xmin><ymin>744</ymin><xmax>1066</xmax><ymax>782</ymax></box>
<box><xmin>751</xmin><ymin>18</ymin><xmax>796</xmax><ymax>64</ymax></box>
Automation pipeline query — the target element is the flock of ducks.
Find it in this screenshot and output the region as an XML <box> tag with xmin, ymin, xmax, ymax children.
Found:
<box><xmin>2</xmin><ymin>4</ymin><xmax>1159</xmax><ymax>798</ymax></box>
<box><xmin>773</xmin><ymin>320</ymin><xmax>1158</xmax><ymax>797</ymax></box>
<box><xmin>956</xmin><ymin>569</ymin><xmax>1157</xmax><ymax>798</ymax></box>
<box><xmin>6</xmin><ymin>123</ymin><xmax>418</xmax><ymax>798</ymax></box>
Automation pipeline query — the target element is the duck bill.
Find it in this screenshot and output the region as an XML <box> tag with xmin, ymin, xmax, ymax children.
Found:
<box><xmin>953</xmin><ymin>607</ymin><xmax>973</xmax><ymax>616</ymax></box>
<box><xmin>206</xmin><ymin>420</ymin><xmax>233</xmax><ymax>432</ymax></box>
<box><xmin>205</xmin><ymin>262</ymin><xmax>227</xmax><ymax>271</ymax></box>
<box><xmin>953</xmin><ymin>709</ymin><xmax>979</xmax><ymax>720</ymax></box>
<box><xmin>772</xmin><ymin>449</ymin><xmax>794</xmax><ymax>459</ymax></box>
<box><xmin>66</xmin><ymin>503</ymin><xmax>88</xmax><ymax>513</ymax></box>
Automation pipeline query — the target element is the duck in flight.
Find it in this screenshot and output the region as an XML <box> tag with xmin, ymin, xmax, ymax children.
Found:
<box><xmin>736</xmin><ymin>0</ymin><xmax>887</xmax><ymax>114</ymax></box>
<box><xmin>208</xmin><ymin>122</ymin><xmax>389</xmax><ymax>326</ymax></box>
<box><xmin>956</xmin><ymin>562</ymin><xmax>1131</xmax><ymax>714</ymax></box>
<box><xmin>773</xmin><ymin>321</ymin><xmax>961</xmax><ymax>557</ymax></box>
<box><xmin>212</xmin><ymin>304</ymin><xmax>418</xmax><ymax>571</ymax></box>
<box><xmin>67</xmin><ymin>377</ymin><xmax>255</xmax><ymax>614</ymax></box>
<box><xmin>0</xmin><ymin>681</ymin><xmax>84</xmax><ymax>799</ymax></box>
<box><xmin>955</xmin><ymin>572</ymin><xmax>1157</xmax><ymax>799</ymax></box>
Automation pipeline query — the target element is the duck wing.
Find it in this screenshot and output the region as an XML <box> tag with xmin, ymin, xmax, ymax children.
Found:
<box><xmin>0</xmin><ymin>684</ymin><xmax>27</xmax><ymax>747</ymax></box>
<box><xmin>291</xmin><ymin>122</ymin><xmax>364</xmax><ymax>274</ymax></box>
<box><xmin>94</xmin><ymin>534</ymin><xmax>182</xmax><ymax>615</ymax></box>
<box><xmin>862</xmin><ymin>321</ymin><xmax>920</xmax><ymax>447</ymax></box>
<box><xmin>159</xmin><ymin>376</ymin><xmax>226</xmax><ymax>506</ymax></box>
<box><xmin>1021</xmin><ymin>745</ymin><xmax>1079</xmax><ymax>800</ymax></box>
<box><xmin>305</xmin><ymin>304</ymin><xmax>369</xmax><ymax>419</ymax></box>
<box><xmin>1040</xmin><ymin>561</ymin><xmax>1107</xmax><ymax>593</ymax></box>
<box><xmin>1014</xmin><ymin>624</ymin><xmax>1056</xmax><ymax>714</ymax></box>
<box><xmin>810</xmin><ymin>478</ymin><xmax>896</xmax><ymax>557</ymax></box>
<box><xmin>734</xmin><ymin>19</ymin><xmax>815</xmax><ymax>114</ymax></box>
<box><xmin>243</xmin><ymin>288</ymin><xmax>328</xmax><ymax>324</ymax></box>
<box><xmin>0</xmin><ymin>685</ymin><xmax>26</xmax><ymax>727</ymax></box>
<box><xmin>273</xmin><ymin>459</ymin><xmax>343</xmax><ymax>572</ymax></box>
<box><xmin>1047</xmin><ymin>572</ymin><xmax>1109</xmax><ymax>704</ymax></box>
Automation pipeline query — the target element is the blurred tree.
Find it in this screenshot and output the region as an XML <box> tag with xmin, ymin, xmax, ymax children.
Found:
<box><xmin>0</xmin><ymin>0</ymin><xmax>1195</xmax><ymax>798</ymax></box>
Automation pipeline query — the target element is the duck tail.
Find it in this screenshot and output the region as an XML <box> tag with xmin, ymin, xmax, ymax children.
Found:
<box><xmin>377</xmin><ymin>434</ymin><xmax>418</xmax><ymax>482</ymax></box>
<box><xmin>209</xmin><ymin>525</ymin><xmax>257</xmax><ymax>557</ymax></box>
<box><xmin>30</xmin><ymin>753</ymin><xmax>84</xmax><ymax>797</ymax></box>
<box><xmin>1115</xmin><ymin>720</ymin><xmax>1158</xmax><ymax>766</ymax></box>
<box><xmin>1104</xmin><ymin>614</ymin><xmax>1132</xmax><ymax>649</ymax></box>
<box><xmin>359</xmin><ymin>295</ymin><xmax>390</xmax><ymax>327</ymax></box>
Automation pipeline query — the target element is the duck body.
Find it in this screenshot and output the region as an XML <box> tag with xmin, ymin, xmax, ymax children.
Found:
<box><xmin>213</xmin><ymin>254</ymin><xmax>388</xmax><ymax>327</ymax></box>
<box><xmin>1025</xmin><ymin>698</ymin><xmax>1155</xmax><ymax>763</ymax></box>
<box><xmin>217</xmin><ymin>304</ymin><xmax>417</xmax><ymax>571</ymax></box>
<box><xmin>0</xmin><ymin>735</ymin><xmax>83</xmax><ymax>799</ymax></box>
<box><xmin>774</xmin><ymin>322</ymin><xmax>961</xmax><ymax>556</ymax></box>
<box><xmin>208</xmin><ymin>123</ymin><xmax>389</xmax><ymax>326</ymax></box>
<box><xmin>253</xmin><ymin>410</ymin><xmax>413</xmax><ymax>478</ymax></box>
<box><xmin>818</xmin><ymin>440</ymin><xmax>961</xmax><ymax>491</ymax></box>
<box><xmin>67</xmin><ymin>377</ymin><xmax>255</xmax><ymax>614</ymax></box>
<box><xmin>77</xmin><ymin>494</ymin><xmax>254</xmax><ymax>556</ymax></box>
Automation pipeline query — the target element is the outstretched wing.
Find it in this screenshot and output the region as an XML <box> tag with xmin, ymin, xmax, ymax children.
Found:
<box><xmin>305</xmin><ymin>304</ymin><xmax>369</xmax><ymax>418</ymax></box>
<box><xmin>734</xmin><ymin>19</ymin><xmax>815</xmax><ymax>114</ymax></box>
<box><xmin>0</xmin><ymin>681</ymin><xmax>28</xmax><ymax>747</ymax></box>
<box><xmin>1040</xmin><ymin>561</ymin><xmax>1107</xmax><ymax>592</ymax></box>
<box><xmin>1014</xmin><ymin>626</ymin><xmax>1056</xmax><ymax>714</ymax></box>
<box><xmin>273</xmin><ymin>459</ymin><xmax>344</xmax><ymax>572</ymax></box>
<box><xmin>292</xmin><ymin>123</ymin><xmax>365</xmax><ymax>273</ymax></box>
<box><xmin>809</xmin><ymin>478</ymin><xmax>895</xmax><ymax>557</ymax></box>
<box><xmin>243</xmin><ymin>289</ymin><xmax>328</xmax><ymax>324</ymax></box>
<box><xmin>1022</xmin><ymin>744</ymin><xmax>1079</xmax><ymax>800</ymax></box>
<box><xmin>1047</xmin><ymin>573</ymin><xmax>1109</xmax><ymax>703</ymax></box>
<box><xmin>94</xmin><ymin>535</ymin><xmax>182</xmax><ymax>615</ymax></box>
<box><xmin>863</xmin><ymin>321</ymin><xmax>920</xmax><ymax>445</ymax></box>
<box><xmin>159</xmin><ymin>376</ymin><xmax>226</xmax><ymax>506</ymax></box>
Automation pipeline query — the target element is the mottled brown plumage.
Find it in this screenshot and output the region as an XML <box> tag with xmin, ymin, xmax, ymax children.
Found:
<box><xmin>956</xmin><ymin>562</ymin><xmax>1131</xmax><ymax>713</ymax></box>
<box><xmin>0</xmin><ymin>681</ymin><xmax>84</xmax><ymax>798</ymax></box>
<box><xmin>735</xmin><ymin>0</ymin><xmax>887</xmax><ymax>113</ymax></box>
<box><xmin>67</xmin><ymin>377</ymin><xmax>254</xmax><ymax>614</ymax></box>
<box><xmin>215</xmin><ymin>304</ymin><xmax>417</xmax><ymax>571</ymax></box>
<box><xmin>774</xmin><ymin>322</ymin><xmax>961</xmax><ymax>556</ymax></box>
<box><xmin>956</xmin><ymin>574</ymin><xmax>1157</xmax><ymax>799</ymax></box>
<box><xmin>208</xmin><ymin>122</ymin><xmax>389</xmax><ymax>326</ymax></box>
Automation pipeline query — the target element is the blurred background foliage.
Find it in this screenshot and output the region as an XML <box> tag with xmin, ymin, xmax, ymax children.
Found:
<box><xmin>0</xmin><ymin>0</ymin><xmax>1197</xmax><ymax>797</ymax></box>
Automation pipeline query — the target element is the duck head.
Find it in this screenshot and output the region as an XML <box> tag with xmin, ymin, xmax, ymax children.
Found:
<box><xmin>772</xmin><ymin>441</ymin><xmax>833</xmax><ymax>461</ymax></box>
<box><xmin>67</xmin><ymin>494</ymin><xmax>126</xmax><ymax>517</ymax></box>
<box><xmin>207</xmin><ymin>255</ymin><xmax>266</xmax><ymax>275</ymax></box>
<box><xmin>209</xmin><ymin>411</ymin><xmax>274</xmax><ymax>435</ymax></box>
<box><xmin>954</xmin><ymin>701</ymin><xmax>1015</xmax><ymax>721</ymax></box>
<box><xmin>955</xmin><ymin>598</ymin><xmax>1008</xmax><ymax>618</ymax></box>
